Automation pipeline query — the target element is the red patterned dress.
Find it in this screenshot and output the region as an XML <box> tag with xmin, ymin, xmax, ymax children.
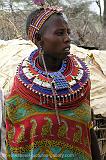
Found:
<box><xmin>6</xmin><ymin>49</ymin><xmax>92</xmax><ymax>160</ymax></box>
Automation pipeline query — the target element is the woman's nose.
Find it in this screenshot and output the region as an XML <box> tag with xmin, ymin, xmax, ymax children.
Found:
<box><xmin>64</xmin><ymin>33</ymin><xmax>71</xmax><ymax>43</ymax></box>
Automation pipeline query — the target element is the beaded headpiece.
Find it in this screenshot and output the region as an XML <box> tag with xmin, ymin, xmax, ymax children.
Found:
<box><xmin>28</xmin><ymin>1</ymin><xmax>63</xmax><ymax>43</ymax></box>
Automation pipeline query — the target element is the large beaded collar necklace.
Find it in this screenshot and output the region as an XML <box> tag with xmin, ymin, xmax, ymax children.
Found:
<box><xmin>15</xmin><ymin>49</ymin><xmax>90</xmax><ymax>110</ymax></box>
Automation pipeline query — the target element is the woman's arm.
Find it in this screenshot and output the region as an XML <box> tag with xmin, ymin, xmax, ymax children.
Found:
<box><xmin>90</xmin><ymin>128</ymin><xmax>101</xmax><ymax>160</ymax></box>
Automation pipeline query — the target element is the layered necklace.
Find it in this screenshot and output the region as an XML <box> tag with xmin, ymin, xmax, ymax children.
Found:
<box><xmin>16</xmin><ymin>49</ymin><xmax>90</xmax><ymax>123</ymax></box>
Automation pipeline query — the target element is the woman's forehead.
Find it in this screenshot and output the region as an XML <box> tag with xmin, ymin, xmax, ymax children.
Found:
<box><xmin>43</xmin><ymin>15</ymin><xmax>69</xmax><ymax>31</ymax></box>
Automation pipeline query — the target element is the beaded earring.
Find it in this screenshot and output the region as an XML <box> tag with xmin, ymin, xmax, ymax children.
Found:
<box><xmin>38</xmin><ymin>47</ymin><xmax>61</xmax><ymax>125</ymax></box>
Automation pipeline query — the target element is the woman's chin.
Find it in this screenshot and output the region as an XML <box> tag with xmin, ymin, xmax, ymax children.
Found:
<box><xmin>60</xmin><ymin>52</ymin><xmax>70</xmax><ymax>60</ymax></box>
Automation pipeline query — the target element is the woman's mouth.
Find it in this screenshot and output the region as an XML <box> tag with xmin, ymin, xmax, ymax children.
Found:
<box><xmin>63</xmin><ymin>47</ymin><xmax>70</xmax><ymax>54</ymax></box>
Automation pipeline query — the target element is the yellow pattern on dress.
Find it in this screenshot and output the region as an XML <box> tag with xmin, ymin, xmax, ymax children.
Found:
<box><xmin>73</xmin><ymin>125</ymin><xmax>82</xmax><ymax>143</ymax></box>
<box><xmin>41</xmin><ymin>117</ymin><xmax>53</xmax><ymax>137</ymax></box>
<box><xmin>17</xmin><ymin>125</ymin><xmax>25</xmax><ymax>143</ymax></box>
<box><xmin>30</xmin><ymin>119</ymin><xmax>38</xmax><ymax>139</ymax></box>
<box><xmin>57</xmin><ymin>119</ymin><xmax>69</xmax><ymax>139</ymax></box>
<box><xmin>8</xmin><ymin>124</ymin><xmax>15</xmax><ymax>142</ymax></box>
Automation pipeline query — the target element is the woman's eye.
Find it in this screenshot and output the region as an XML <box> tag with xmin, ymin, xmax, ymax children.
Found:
<box><xmin>56</xmin><ymin>32</ymin><xmax>64</xmax><ymax>36</ymax></box>
<box><xmin>55</xmin><ymin>30</ymin><xmax>70</xmax><ymax>36</ymax></box>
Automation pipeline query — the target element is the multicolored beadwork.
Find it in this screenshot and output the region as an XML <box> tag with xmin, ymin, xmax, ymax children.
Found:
<box><xmin>28</xmin><ymin>7</ymin><xmax>63</xmax><ymax>43</ymax></box>
<box><xmin>6</xmin><ymin>49</ymin><xmax>92</xmax><ymax>160</ymax></box>
<box><xmin>15</xmin><ymin>49</ymin><xmax>90</xmax><ymax>110</ymax></box>
<box><xmin>6</xmin><ymin>95</ymin><xmax>92</xmax><ymax>160</ymax></box>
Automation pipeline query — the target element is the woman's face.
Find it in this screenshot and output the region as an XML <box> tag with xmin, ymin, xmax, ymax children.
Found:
<box><xmin>40</xmin><ymin>15</ymin><xmax>71</xmax><ymax>60</ymax></box>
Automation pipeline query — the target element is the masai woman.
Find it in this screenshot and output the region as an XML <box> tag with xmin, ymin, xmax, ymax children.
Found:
<box><xmin>5</xmin><ymin>2</ymin><xmax>101</xmax><ymax>160</ymax></box>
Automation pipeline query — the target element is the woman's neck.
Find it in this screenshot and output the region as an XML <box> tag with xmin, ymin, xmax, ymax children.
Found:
<box><xmin>38</xmin><ymin>54</ymin><xmax>62</xmax><ymax>72</ymax></box>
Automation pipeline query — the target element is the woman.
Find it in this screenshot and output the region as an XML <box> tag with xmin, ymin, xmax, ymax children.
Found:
<box><xmin>6</xmin><ymin>3</ymin><xmax>101</xmax><ymax>160</ymax></box>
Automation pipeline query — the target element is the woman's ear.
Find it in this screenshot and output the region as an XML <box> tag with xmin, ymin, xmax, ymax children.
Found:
<box><xmin>34</xmin><ymin>33</ymin><xmax>41</xmax><ymax>47</ymax></box>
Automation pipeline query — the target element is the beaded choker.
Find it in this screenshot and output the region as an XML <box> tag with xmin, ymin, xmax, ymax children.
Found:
<box><xmin>15</xmin><ymin>49</ymin><xmax>90</xmax><ymax>110</ymax></box>
<box><xmin>28</xmin><ymin>50</ymin><xmax>69</xmax><ymax>90</ymax></box>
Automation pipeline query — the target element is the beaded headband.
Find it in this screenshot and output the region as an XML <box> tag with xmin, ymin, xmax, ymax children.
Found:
<box><xmin>28</xmin><ymin>6</ymin><xmax>63</xmax><ymax>43</ymax></box>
